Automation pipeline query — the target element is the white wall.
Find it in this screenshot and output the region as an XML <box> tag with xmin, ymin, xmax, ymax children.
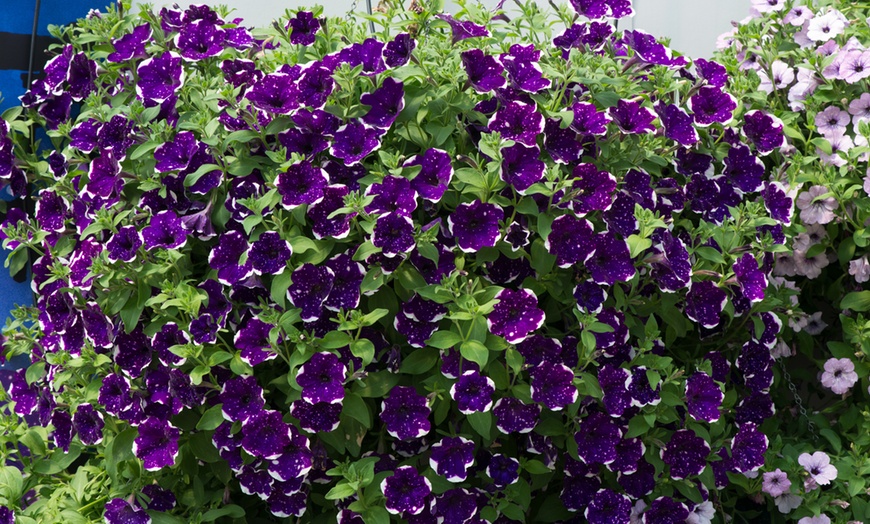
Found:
<box><xmin>130</xmin><ymin>0</ymin><xmax>751</xmax><ymax>58</ymax></box>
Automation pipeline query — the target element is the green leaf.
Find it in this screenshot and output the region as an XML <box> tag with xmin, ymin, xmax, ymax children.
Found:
<box><xmin>841</xmin><ymin>291</ymin><xmax>870</xmax><ymax>311</ymax></box>
<box><xmin>147</xmin><ymin>512</ymin><xmax>186</xmax><ymax>524</ymax></box>
<box><xmin>466</xmin><ymin>411</ymin><xmax>492</xmax><ymax>438</ymax></box>
<box><xmin>0</xmin><ymin>466</ymin><xmax>23</xmax><ymax>501</ymax></box>
<box><xmin>360</xmin><ymin>308</ymin><xmax>389</xmax><ymax>326</ymax></box>
<box><xmin>355</xmin><ymin>370</ymin><xmax>401</xmax><ymax>398</ymax></box>
<box><xmin>189</xmin><ymin>431</ymin><xmax>222</xmax><ymax>463</ymax></box>
<box><xmin>626</xmin><ymin>234</ymin><xmax>652</xmax><ymax>258</ymax></box>
<box><xmin>325</xmin><ymin>482</ymin><xmax>357</xmax><ymax>500</ymax></box>
<box><xmin>351</xmin><ymin>338</ymin><xmax>376</xmax><ymax>366</ymax></box>
<box><xmin>694</xmin><ymin>246</ymin><xmax>726</xmax><ymax>265</ymax></box>
<box><xmin>201</xmin><ymin>505</ymin><xmax>245</xmax><ymax>521</ymax></box>
<box><xmin>106</xmin><ymin>427</ymin><xmax>137</xmax><ymax>480</ymax></box>
<box><xmin>363</xmin><ymin>506</ymin><xmax>391</xmax><ymax>524</ymax></box>
<box><xmin>184</xmin><ymin>163</ymin><xmax>221</xmax><ymax>187</ymax></box>
<box><xmin>196</xmin><ymin>404</ymin><xmax>226</xmax><ymax>431</ymax></box>
<box><xmin>523</xmin><ymin>459</ymin><xmax>551</xmax><ymax>475</ymax></box>
<box><xmin>426</xmin><ymin>330</ymin><xmax>462</xmax><ymax>349</ymax></box>
<box><xmin>399</xmin><ymin>347</ymin><xmax>439</xmax><ymax>374</ymax></box>
<box><xmin>625</xmin><ymin>414</ymin><xmax>652</xmax><ymax>438</ymax></box>
<box><xmin>343</xmin><ymin>393</ymin><xmax>372</xmax><ymax>429</ymax></box>
<box><xmin>25</xmin><ymin>361</ymin><xmax>46</xmax><ymax>385</ymax></box>
<box><xmin>129</xmin><ymin>140</ymin><xmax>161</xmax><ymax>160</ymax></box>
<box><xmin>321</xmin><ymin>331</ymin><xmax>353</xmax><ymax>349</ymax></box>
<box><xmin>460</xmin><ymin>339</ymin><xmax>489</xmax><ymax>368</ymax></box>
<box><xmin>121</xmin><ymin>278</ymin><xmax>152</xmax><ymax>333</ymax></box>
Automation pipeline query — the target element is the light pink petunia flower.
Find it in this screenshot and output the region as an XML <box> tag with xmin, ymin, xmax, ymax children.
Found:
<box><xmin>762</xmin><ymin>469</ymin><xmax>792</xmax><ymax>498</ymax></box>
<box><xmin>838</xmin><ymin>49</ymin><xmax>870</xmax><ymax>84</ymax></box>
<box><xmin>848</xmin><ymin>256</ymin><xmax>870</xmax><ymax>283</ymax></box>
<box><xmin>798</xmin><ymin>451</ymin><xmax>838</xmax><ymax>485</ymax></box>
<box><xmin>758</xmin><ymin>60</ymin><xmax>795</xmax><ymax>93</ymax></box>
<box><xmin>795</xmin><ymin>185</ymin><xmax>837</xmax><ymax>225</ymax></box>
<box><xmin>784</xmin><ymin>6</ymin><xmax>814</xmax><ymax>26</ymax></box>
<box><xmin>820</xmin><ymin>358</ymin><xmax>858</xmax><ymax>394</ymax></box>
<box><xmin>806</xmin><ymin>10</ymin><xmax>846</xmax><ymax>41</ymax></box>
<box><xmin>815</xmin><ymin>106</ymin><xmax>850</xmax><ymax>137</ymax></box>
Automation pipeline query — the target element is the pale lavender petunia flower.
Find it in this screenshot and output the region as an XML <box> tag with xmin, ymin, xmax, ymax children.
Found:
<box><xmin>795</xmin><ymin>185</ymin><xmax>836</xmax><ymax>225</ymax></box>
<box><xmin>798</xmin><ymin>516</ymin><xmax>831</xmax><ymax>524</ymax></box>
<box><xmin>803</xmin><ymin>311</ymin><xmax>827</xmax><ymax>335</ymax></box>
<box><xmin>793</xmin><ymin>250</ymin><xmax>831</xmax><ymax>279</ymax></box>
<box><xmin>762</xmin><ymin>469</ymin><xmax>791</xmax><ymax>498</ymax></box>
<box><xmin>751</xmin><ymin>0</ymin><xmax>785</xmax><ymax>14</ymax></box>
<box><xmin>798</xmin><ymin>451</ymin><xmax>838</xmax><ymax>485</ymax></box>
<box><xmin>849</xmin><ymin>256</ymin><xmax>870</xmax><ymax>283</ymax></box>
<box><xmin>820</xmin><ymin>358</ymin><xmax>858</xmax><ymax>394</ymax></box>
<box><xmin>788</xmin><ymin>68</ymin><xmax>820</xmax><ymax>111</ymax></box>
<box><xmin>758</xmin><ymin>60</ymin><xmax>794</xmax><ymax>94</ymax></box>
<box><xmin>815</xmin><ymin>106</ymin><xmax>849</xmax><ymax>137</ymax></box>
<box><xmin>784</xmin><ymin>6</ymin><xmax>813</xmax><ymax>26</ymax></box>
<box><xmin>806</xmin><ymin>10</ymin><xmax>846</xmax><ymax>42</ymax></box>
<box><xmin>839</xmin><ymin>50</ymin><xmax>870</xmax><ymax>83</ymax></box>
<box><xmin>848</xmin><ymin>93</ymin><xmax>870</xmax><ymax>125</ymax></box>
<box><xmin>774</xmin><ymin>493</ymin><xmax>802</xmax><ymax>513</ymax></box>
<box><xmin>817</xmin><ymin>130</ymin><xmax>853</xmax><ymax>167</ymax></box>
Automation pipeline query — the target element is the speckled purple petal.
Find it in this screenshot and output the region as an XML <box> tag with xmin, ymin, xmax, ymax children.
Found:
<box><xmin>429</xmin><ymin>436</ymin><xmax>475</xmax><ymax>482</ymax></box>
<box><xmin>488</xmin><ymin>101</ymin><xmax>544</xmax><ymax>147</ymax></box>
<box><xmin>684</xmin><ymin>280</ymin><xmax>728</xmax><ymax>329</ymax></box>
<box><xmin>574</xmin><ymin>412</ymin><xmax>622</xmax><ymax>465</ymax></box>
<box><xmin>380</xmin><ymin>386</ymin><xmax>430</xmax><ymax>440</ymax></box>
<box><xmin>448</xmin><ymin>200</ymin><xmax>503</xmax><ymax>253</ymax></box>
<box><xmin>488</xmin><ymin>288</ymin><xmax>545</xmax><ymax>344</ymax></box>
<box><xmin>501</xmin><ymin>143</ymin><xmax>545</xmax><ymax>193</ymax></box>
<box><xmin>530</xmin><ymin>362</ymin><xmax>577</xmax><ymax>411</ymax></box>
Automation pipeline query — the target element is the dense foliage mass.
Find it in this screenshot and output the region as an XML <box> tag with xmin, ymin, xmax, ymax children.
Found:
<box><xmin>0</xmin><ymin>0</ymin><xmax>840</xmax><ymax>522</ymax></box>
<box><xmin>715</xmin><ymin>1</ymin><xmax>870</xmax><ymax>523</ymax></box>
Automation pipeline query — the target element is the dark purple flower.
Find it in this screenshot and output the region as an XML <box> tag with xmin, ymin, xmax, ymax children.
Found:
<box><xmin>429</xmin><ymin>436</ymin><xmax>475</xmax><ymax>482</ymax></box>
<box><xmin>137</xmin><ymin>485</ymin><xmax>176</xmax><ymax>512</ymax></box>
<box><xmin>35</xmin><ymin>190</ymin><xmax>67</xmax><ymax>232</ymax></box>
<box><xmin>628</xmin><ymin>366</ymin><xmax>661</xmax><ymax>407</ymax></box>
<box><xmin>688</xmin><ymin>86</ymin><xmax>737</xmax><ymax>126</ymax></box>
<box><xmin>209</xmin><ymin>231</ymin><xmax>253</xmax><ymax>285</ymax></box>
<box><xmin>569</xmin><ymin>164</ymin><xmax>617</xmax><ymax>215</ymax></box>
<box><xmin>308</xmin><ymin>185</ymin><xmax>356</xmax><ymax>240</ymax></box>
<box><xmin>435</xmin><ymin>14</ymin><xmax>490</xmax><ymax>44</ymax></box>
<box><xmin>684</xmin><ymin>280</ymin><xmax>728</xmax><ymax>329</ymax></box>
<box><xmin>462</xmin><ymin>49</ymin><xmax>505</xmax><ymax>93</ymax></box>
<box><xmin>742</xmin><ymin>110</ymin><xmax>784</xmax><ymax>155</ymax></box>
<box><xmin>695</xmin><ymin>58</ymin><xmax>728</xmax><ymax>87</ymax></box>
<box><xmin>735</xmin><ymin>391</ymin><xmax>775</xmax><ymax>426</ymax></box>
<box><xmin>661</xmin><ymin>429</ymin><xmax>710</xmax><ymax>479</ymax></box>
<box><xmin>730</xmin><ymin>423</ymin><xmax>768</xmax><ymax>473</ymax></box>
<box><xmin>586</xmin><ymin>232</ymin><xmax>636</xmax><ymax>285</ymax></box>
<box><xmin>516</xmin><ymin>335</ymin><xmax>563</xmax><ymax>367</ymax></box>
<box><xmin>530</xmin><ymin>362</ymin><xmax>577</xmax><ymax>411</ymax></box>
<box><xmin>365</xmin><ymin>175</ymin><xmax>417</xmax><ymax>216</ymax></box>
<box><xmin>108</xmin><ymin>23</ymin><xmax>152</xmax><ymax>62</ymax></box>
<box><xmin>655</xmin><ymin>102</ymin><xmax>698</xmax><ymax>146</ymax></box>
<box><xmin>235</xmin><ymin>317</ymin><xmax>277</xmax><ymax>366</ymax></box>
<box><xmin>574</xmin><ymin>280</ymin><xmax>607</xmax><ymax>314</ymax></box>
<box><xmin>175</xmin><ymin>20</ymin><xmax>226</xmax><ymax>61</ymax></box>
<box><xmin>575</xmin><ymin>412</ymin><xmax>622</xmax><ymax>465</ymax></box>
<box><xmin>86</xmin><ymin>152</ymin><xmax>123</xmax><ymax>199</ymax></box>
<box><xmin>543</xmin><ymin>118</ymin><xmax>583</xmax><ymax>164</ymax></box>
<box><xmin>69</xmin><ymin>118</ymin><xmax>100</xmax><ymax>152</ymax></box>
<box><xmin>488</xmin><ymin>101</ymin><xmax>544</xmax><ymax>146</ymax></box>
<box><xmin>585</xmin><ymin>489</ymin><xmax>631</xmax><ymax>524</ymax></box>
<box><xmin>296</xmin><ymin>66</ymin><xmax>334</xmax><ymax>110</ymax></box>
<box><xmin>220</xmin><ymin>59</ymin><xmax>261</xmax><ymax>88</ymax></box>
<box><xmin>493</xmin><ymin>397</ymin><xmax>539</xmax><ymax>433</ymax></box>
<box><xmin>73</xmin><ymin>403</ymin><xmax>104</xmax><ymax>445</ymax></box>
<box><xmin>142</xmin><ymin>210</ymin><xmax>186</xmax><ymax>250</ymax></box>
<box><xmin>500</xmin><ymin>143</ymin><xmax>545</xmax><ymax>193</ymax></box>
<box><xmin>323</xmin><ymin>253</ymin><xmax>365</xmax><ymax>310</ymax></box>
<box><xmin>276</xmin><ymin>162</ymin><xmax>328</xmax><ymax>209</ymax></box>
<box><xmin>502</xmin><ymin>44</ymin><xmax>551</xmax><ymax>93</ymax></box>
<box><xmin>153</xmin><ymin>131</ymin><xmax>204</xmax><ymax>173</ymax></box>
<box><xmin>267</xmin><ymin>489</ymin><xmax>308</xmax><ymax>518</ymax></box>
<box><xmin>561</xmin><ymin>472</ymin><xmax>601</xmax><ymax>512</ymax></box>
<box><xmin>330</xmin><ymin>121</ymin><xmax>382</xmax><ymax>165</ymax></box>
<box><xmin>134</xmin><ymin>416</ymin><xmax>180</xmax><ymax>471</ymax></box>
<box><xmin>384</xmin><ymin>33</ymin><xmax>415</xmax><ymax>68</ymax></box>
<box><xmin>249</xmin><ymin>232</ymin><xmax>292</xmax><ymax>276</ymax></box>
<box><xmin>246</xmin><ymin>72</ymin><xmax>300</xmax><ymax>114</ymax></box>
<box><xmin>238</xmin><ymin>465</ymin><xmax>273</xmax><ymax>499</ymax></box>
<box><xmin>373</xmin><ymin>213</ymin><xmax>415</xmax><ymax>257</ymax></box>
<box><xmin>598</xmin><ymin>365</ymin><xmax>631</xmax><ymax>417</ymax></box>
<box><xmin>242</xmin><ymin>410</ymin><xmax>291</xmax><ymax>460</ymax></box>
<box><xmin>608</xmin><ymin>98</ymin><xmax>657</xmax><ymax>134</ymax></box>
<box><xmin>290</xmin><ymin>399</ymin><xmax>341</xmax><ymax>432</ymax></box>
<box><xmin>9</xmin><ymin>369</ymin><xmax>38</xmax><ymax>415</ymax></box>
<box><xmin>609</xmin><ymin>437</ymin><xmax>645</xmax><ymax>474</ymax></box>
<box><xmin>450</xmin><ymin>370</ymin><xmax>495</xmax><ymax>414</ymax></box>
<box><xmin>297</xmin><ymin>352</ymin><xmax>346</xmax><ymax>405</ymax></box>
<box><xmin>685</xmin><ymin>372</ymin><xmax>722</xmax><ymax>422</ymax></box>
<box><xmin>268</xmin><ymin>428</ymin><xmax>313</xmax><ymax>481</ymax></box>
<box><xmin>546</xmin><ymin>214</ymin><xmax>596</xmax><ymax>268</ymax></box>
<box><xmin>288</xmin><ymin>11</ymin><xmax>320</xmax><ymax>45</ymax></box>
<box><xmin>361</xmin><ymin>77</ymin><xmax>404</xmax><ymax>129</ymax></box>
<box><xmin>623</xmin><ymin>30</ymin><xmax>688</xmax><ymax>68</ymax></box>
<box><xmin>448</xmin><ymin>200</ymin><xmax>503</xmax><ymax>253</ymax></box>
<box><xmin>762</xmin><ymin>182</ymin><xmax>793</xmax><ymax>225</ymax></box>
<box><xmin>220</xmin><ymin>375</ymin><xmax>265</xmax><ymax>423</ymax></box>
<box><xmin>51</xmin><ymin>410</ymin><xmax>74</xmax><ymax>451</ymax></box>
<box><xmin>104</xmin><ymin>499</ymin><xmax>150</xmax><ymax>524</ymax></box>
<box><xmin>571</xmin><ymin>102</ymin><xmax>611</xmax><ymax>135</ymax></box>
<box><xmin>336</xmin><ymin>38</ymin><xmax>387</xmax><ymax>75</ymax></box>
<box><xmin>136</xmin><ymin>52</ymin><xmax>184</xmax><ymax>102</ymax></box>
<box><xmin>723</xmin><ymin>143</ymin><xmax>765</xmax><ymax>193</ymax></box>
<box><xmin>733</xmin><ymin>253</ymin><xmax>767</xmax><ymax>304</ymax></box>
<box><xmin>488</xmin><ymin>288</ymin><xmax>545</xmax><ymax>344</ymax></box>
<box><xmin>380</xmin><ymin>386</ymin><xmax>430</xmax><ymax>440</ymax></box>
<box><xmin>407</xmin><ymin>148</ymin><xmax>453</xmax><ymax>202</ymax></box>
<box><xmin>486</xmin><ymin>454</ymin><xmax>520</xmax><ymax>487</ymax></box>
<box><xmin>113</xmin><ymin>328</ymin><xmax>153</xmax><ymax>378</ymax></box>
<box><xmin>382</xmin><ymin>466</ymin><xmax>431</xmax><ymax>515</ymax></box>
<box><xmin>99</xmin><ymin>373</ymin><xmax>132</xmax><ymax>417</ymax></box>
<box><xmin>643</xmin><ymin>497</ymin><xmax>689</xmax><ymax>524</ymax></box>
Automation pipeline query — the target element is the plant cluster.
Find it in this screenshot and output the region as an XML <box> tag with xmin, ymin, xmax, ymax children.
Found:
<box><xmin>0</xmin><ymin>0</ymin><xmax>812</xmax><ymax>522</ymax></box>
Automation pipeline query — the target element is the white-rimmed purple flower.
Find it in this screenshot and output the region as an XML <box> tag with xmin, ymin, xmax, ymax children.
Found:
<box><xmin>608</xmin><ymin>99</ymin><xmax>656</xmax><ymax>134</ymax></box>
<box><xmin>742</xmin><ymin>110</ymin><xmax>784</xmax><ymax>155</ymax></box>
<box><xmin>365</xmin><ymin>175</ymin><xmax>417</xmax><ymax>216</ymax></box>
<box><xmin>450</xmin><ymin>370</ymin><xmax>495</xmax><ymax>414</ymax></box>
<box><xmin>246</xmin><ymin>72</ymin><xmax>300</xmax><ymax>114</ymax></box>
<box><xmin>820</xmin><ymin>357</ymin><xmax>858</xmax><ymax>394</ymax></box>
<box><xmin>487</xmin><ymin>288</ymin><xmax>544</xmax><ymax>344</ymax></box>
<box><xmin>106</xmin><ymin>225</ymin><xmax>143</xmax><ymax>263</ymax></box>
<box><xmin>308</xmin><ymin>185</ymin><xmax>355</xmax><ymax>240</ymax></box>
<box><xmin>569</xmin><ymin>164</ymin><xmax>616</xmax><ymax>215</ymax></box>
<box><xmin>623</xmin><ymin>30</ymin><xmax>687</xmax><ymax>68</ymax></box>
<box><xmin>142</xmin><ymin>210</ymin><xmax>186</xmax><ymax>250</ymax></box>
<box><xmin>574</xmin><ymin>412</ymin><xmax>621</xmax><ymax>465</ymax></box>
<box><xmin>267</xmin><ymin>427</ymin><xmax>313</xmax><ymax>481</ymax></box>
<box><xmin>242</xmin><ymin>410</ymin><xmax>291</xmax><ymax>460</ymax></box>
<box><xmin>734</xmin><ymin>253</ymin><xmax>767</xmax><ymax>303</ymax></box>
<box><xmin>643</xmin><ymin>497</ymin><xmax>689</xmax><ymax>524</ymax></box>
<box><xmin>287</xmin><ymin>11</ymin><xmax>320</xmax><ymax>45</ymax></box>
<box><xmin>661</xmin><ymin>429</ymin><xmax>710</xmax><ymax>480</ymax></box>
<box><xmin>500</xmin><ymin>142</ymin><xmax>545</xmax><ymax>193</ymax></box>
<box><xmin>688</xmin><ymin>86</ymin><xmax>737</xmax><ymax>126</ymax></box>
<box><xmin>502</xmin><ymin>44</ymin><xmax>551</xmax><ymax>93</ymax></box>
<box><xmin>276</xmin><ymin>162</ymin><xmax>327</xmax><ymax>210</ymax></box>
<box><xmin>290</xmin><ymin>398</ymin><xmax>341</xmax><ymax>432</ymax></box>
<box><xmin>493</xmin><ymin>397</ymin><xmax>539</xmax><ymax>433</ymax></box>
<box><xmin>694</xmin><ymin>58</ymin><xmax>728</xmax><ymax>87</ymax></box>
<box><xmin>435</xmin><ymin>13</ymin><xmax>489</xmax><ymax>44</ymax></box>
<box><xmin>323</xmin><ymin>253</ymin><xmax>365</xmax><ymax>310</ymax></box>
<box><xmin>330</xmin><ymin>121</ymin><xmax>382</xmax><ymax>165</ymax></box>
<box><xmin>287</xmin><ymin>264</ymin><xmax>335</xmax><ymax>321</ymax></box>
<box><xmin>235</xmin><ymin>317</ymin><xmax>277</xmax><ymax>367</ymax></box>
<box><xmin>430</xmin><ymin>436</ymin><xmax>475</xmax><ymax>482</ymax></box>
<box><xmin>448</xmin><ymin>200</ymin><xmax>503</xmax><ymax>252</ymax></box>
<box><xmin>108</xmin><ymin>23</ymin><xmax>151</xmax><ymax>62</ymax></box>
<box><xmin>103</xmin><ymin>498</ymin><xmax>150</xmax><ymax>524</ymax></box>
<box><xmin>382</xmin><ymin>466</ymin><xmax>431</xmax><ymax>515</ymax></box>
<box><xmin>133</xmin><ymin>416</ymin><xmax>180</xmax><ymax>471</ymax></box>
<box><xmin>731</xmin><ymin>423</ymin><xmax>768</xmax><ymax>473</ymax></box>
<box><xmin>220</xmin><ymin>375</ymin><xmax>265</xmax><ymax>423</ymax></box>
<box><xmin>684</xmin><ymin>281</ymin><xmax>728</xmax><ymax>329</ymax></box>
<box><xmin>586</xmin><ymin>232</ymin><xmax>636</xmax><ymax>286</ymax></box>
<box><xmin>373</xmin><ymin>213</ymin><xmax>415</xmax><ymax>258</ymax></box>
<box><xmin>598</xmin><ymin>365</ymin><xmax>631</xmax><ymax>417</ymax></box>
<box><xmin>297</xmin><ymin>352</ymin><xmax>346</xmax><ymax>405</ymax></box>
<box><xmin>585</xmin><ymin>489</ymin><xmax>631</xmax><ymax>524</ymax></box>
<box><xmin>685</xmin><ymin>372</ymin><xmax>722</xmax><ymax>422</ymax></box>
<box><xmin>655</xmin><ymin>102</ymin><xmax>699</xmax><ymax>146</ymax></box>
<box><xmin>406</xmin><ymin>148</ymin><xmax>453</xmax><ymax>202</ymax></box>
<box><xmin>73</xmin><ymin>403</ymin><xmax>104</xmax><ymax>445</ymax></box>
<box><xmin>530</xmin><ymin>362</ymin><xmax>577</xmax><ymax>411</ymax></box>
<box><xmin>487</xmin><ymin>455</ymin><xmax>520</xmax><ymax>487</ymax></box>
<box><xmin>136</xmin><ymin>52</ymin><xmax>184</xmax><ymax>102</ymax></box>
<box><xmin>384</xmin><ymin>32</ymin><xmax>415</xmax><ymax>68</ymax></box>
<box><xmin>249</xmin><ymin>232</ymin><xmax>292</xmax><ymax>276</ymax></box>
<box><xmin>380</xmin><ymin>386</ymin><xmax>430</xmax><ymax>440</ymax></box>
<box><xmin>361</xmin><ymin>77</ymin><xmax>404</xmax><ymax>129</ymax></box>
<box><xmin>798</xmin><ymin>451</ymin><xmax>837</xmax><ymax>485</ymax></box>
<box><xmin>461</xmin><ymin>49</ymin><xmax>505</xmax><ymax>93</ymax></box>
<box><xmin>488</xmin><ymin>101</ymin><xmax>544</xmax><ymax>146</ymax></box>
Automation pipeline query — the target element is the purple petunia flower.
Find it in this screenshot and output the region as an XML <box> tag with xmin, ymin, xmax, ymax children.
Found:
<box><xmin>297</xmin><ymin>352</ymin><xmax>346</xmax><ymax>405</ymax></box>
<box><xmin>462</xmin><ymin>49</ymin><xmax>505</xmax><ymax>93</ymax></box>
<box><xmin>723</xmin><ymin>143</ymin><xmax>765</xmax><ymax>193</ymax></box>
<box><xmin>142</xmin><ymin>210</ymin><xmax>186</xmax><ymax>250</ymax></box>
<box><xmin>798</xmin><ymin>451</ymin><xmax>837</xmax><ymax>485</ymax></box>
<box><xmin>249</xmin><ymin>232</ymin><xmax>292</xmax><ymax>276</ymax></box>
<box><xmin>136</xmin><ymin>52</ymin><xmax>185</xmax><ymax>102</ymax></box>
<box><xmin>406</xmin><ymin>148</ymin><xmax>453</xmax><ymax>202</ymax></box>
<box><xmin>624</xmin><ymin>30</ymin><xmax>688</xmax><ymax>68</ymax></box>
<box><xmin>330</xmin><ymin>121</ymin><xmax>382</xmax><ymax>165</ymax></box>
<box><xmin>608</xmin><ymin>99</ymin><xmax>656</xmax><ymax>134</ymax></box>
<box><xmin>655</xmin><ymin>102</ymin><xmax>699</xmax><ymax>146</ymax></box>
<box><xmin>430</xmin><ymin>436</ymin><xmax>475</xmax><ymax>482</ymax></box>
<box><xmin>104</xmin><ymin>499</ymin><xmax>150</xmax><ymax>524</ymax></box>
<box><xmin>365</xmin><ymin>175</ymin><xmax>417</xmax><ymax>216</ymax></box>
<box><xmin>308</xmin><ymin>185</ymin><xmax>356</xmax><ymax>240</ymax></box>
<box><xmin>598</xmin><ymin>365</ymin><xmax>631</xmax><ymax>417</ymax></box>
<box><xmin>493</xmin><ymin>397</ymin><xmax>539</xmax><ymax>433</ymax></box>
<box><xmin>220</xmin><ymin>375</ymin><xmax>265</xmax><ymax>423</ymax></box>
<box><xmin>762</xmin><ymin>469</ymin><xmax>792</xmax><ymax>498</ymax></box>
<box><xmin>288</xmin><ymin>11</ymin><xmax>320</xmax><ymax>45</ymax></box>
<box><xmin>373</xmin><ymin>213</ymin><xmax>415</xmax><ymax>258</ymax></box>
<box><xmin>290</xmin><ymin>398</ymin><xmax>340</xmax><ymax>432</ymax></box>
<box><xmin>820</xmin><ymin>357</ymin><xmax>858</xmax><ymax>394</ymax></box>
<box><xmin>106</xmin><ymin>225</ymin><xmax>143</xmax><ymax>263</ymax></box>
<box><xmin>323</xmin><ymin>253</ymin><xmax>365</xmax><ymax>310</ymax></box>
<box><xmin>569</xmin><ymin>164</ymin><xmax>616</xmax><ymax>215</ymax></box>
<box><xmin>287</xmin><ymin>264</ymin><xmax>335</xmax><ymax>322</ymax></box>
<box><xmin>175</xmin><ymin>19</ymin><xmax>226</xmax><ymax>61</ymax></box>
<box><xmin>384</xmin><ymin>33</ymin><xmax>415</xmax><ymax>68</ymax></box>
<box><xmin>502</xmin><ymin>43</ymin><xmax>551</xmax><ymax>93</ymax></box>
<box><xmin>487</xmin><ymin>454</ymin><xmax>520</xmax><ymax>486</ymax></box>
<box><xmin>694</xmin><ymin>58</ymin><xmax>728</xmax><ymax>87</ymax></box>
<box><xmin>268</xmin><ymin>427</ymin><xmax>313</xmax><ymax>481</ymax></box>
<box><xmin>242</xmin><ymin>410</ymin><xmax>291</xmax><ymax>460</ymax></box>
<box><xmin>108</xmin><ymin>24</ymin><xmax>152</xmax><ymax>62</ymax></box>
<box><xmin>361</xmin><ymin>77</ymin><xmax>404</xmax><ymax>129</ymax></box>
<box><xmin>730</xmin><ymin>423</ymin><xmax>768</xmax><ymax>473</ymax></box>
<box><xmin>742</xmin><ymin>110</ymin><xmax>784</xmax><ymax>155</ymax></box>
<box><xmin>488</xmin><ymin>288</ymin><xmax>545</xmax><ymax>344</ymax></box>
<box><xmin>684</xmin><ymin>281</ymin><xmax>728</xmax><ymax>329</ymax></box>
<box><xmin>500</xmin><ymin>143</ymin><xmax>545</xmax><ymax>193</ymax></box>
<box><xmin>685</xmin><ymin>372</ymin><xmax>722</xmax><ymax>422</ymax></box>
<box><xmin>571</xmin><ymin>102</ymin><xmax>611</xmax><ymax>135</ymax></box>
<box><xmin>661</xmin><ymin>429</ymin><xmax>710</xmax><ymax>480</ymax></box>
<box><xmin>435</xmin><ymin>14</ymin><xmax>490</xmax><ymax>44</ymax></box>
<box><xmin>585</xmin><ymin>489</ymin><xmax>631</xmax><ymax>524</ymax></box>
<box><xmin>276</xmin><ymin>162</ymin><xmax>328</xmax><ymax>210</ymax></box>
<box><xmin>546</xmin><ymin>214</ymin><xmax>596</xmax><ymax>268</ymax></box>
<box><xmin>133</xmin><ymin>416</ymin><xmax>180</xmax><ymax>471</ymax></box>
<box><xmin>574</xmin><ymin>412</ymin><xmax>622</xmax><ymax>465</ymax></box>
<box><xmin>734</xmin><ymin>253</ymin><xmax>767</xmax><ymax>303</ymax></box>
<box><xmin>643</xmin><ymin>497</ymin><xmax>689</xmax><ymax>524</ymax></box>
<box><xmin>235</xmin><ymin>317</ymin><xmax>277</xmax><ymax>367</ymax></box>
<box><xmin>530</xmin><ymin>362</ymin><xmax>578</xmax><ymax>411</ymax></box>
<box><xmin>381</xmin><ymin>386</ymin><xmax>430</xmax><ymax>440</ymax></box>
<box><xmin>209</xmin><ymin>231</ymin><xmax>253</xmax><ymax>285</ymax></box>
<box><xmin>586</xmin><ymin>232</ymin><xmax>636</xmax><ymax>285</ymax></box>
<box><xmin>488</xmin><ymin>101</ymin><xmax>544</xmax><ymax>147</ymax></box>
<box><xmin>448</xmin><ymin>200</ymin><xmax>503</xmax><ymax>252</ymax></box>
<box><xmin>382</xmin><ymin>466</ymin><xmax>431</xmax><ymax>515</ymax></box>
<box><xmin>246</xmin><ymin>72</ymin><xmax>300</xmax><ymax>114</ymax></box>
<box><xmin>450</xmin><ymin>370</ymin><xmax>495</xmax><ymax>414</ymax></box>
<box><xmin>688</xmin><ymin>86</ymin><xmax>737</xmax><ymax>126</ymax></box>
<box><xmin>543</xmin><ymin>118</ymin><xmax>583</xmax><ymax>164</ymax></box>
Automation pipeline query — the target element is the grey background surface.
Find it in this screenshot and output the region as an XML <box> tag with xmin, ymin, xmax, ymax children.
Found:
<box><xmin>130</xmin><ymin>0</ymin><xmax>751</xmax><ymax>58</ymax></box>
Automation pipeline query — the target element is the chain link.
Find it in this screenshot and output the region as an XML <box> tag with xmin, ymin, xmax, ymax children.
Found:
<box><xmin>779</xmin><ymin>359</ymin><xmax>819</xmax><ymax>441</ymax></box>
<box><xmin>347</xmin><ymin>0</ymin><xmax>360</xmax><ymax>20</ymax></box>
